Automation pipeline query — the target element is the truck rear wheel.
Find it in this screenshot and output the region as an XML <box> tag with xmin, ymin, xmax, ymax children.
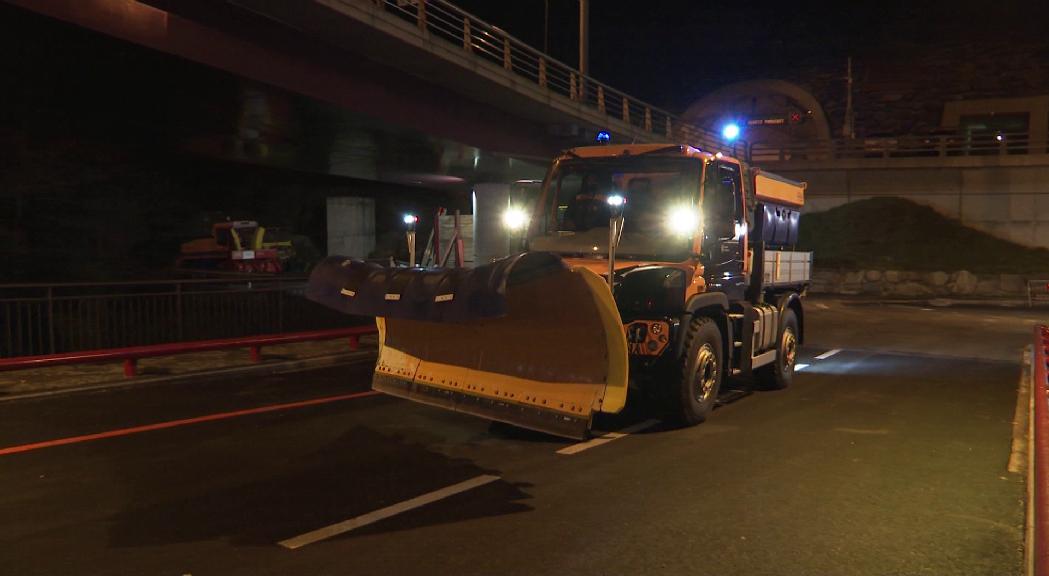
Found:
<box><xmin>756</xmin><ymin>309</ymin><xmax>798</xmax><ymax>391</ymax></box>
<box><xmin>673</xmin><ymin>316</ymin><xmax>723</xmax><ymax>426</ymax></box>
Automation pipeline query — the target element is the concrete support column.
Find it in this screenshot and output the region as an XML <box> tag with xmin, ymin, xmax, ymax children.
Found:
<box><xmin>326</xmin><ymin>197</ymin><xmax>375</xmax><ymax>258</ymax></box>
<box><xmin>472</xmin><ymin>183</ymin><xmax>512</xmax><ymax>265</ymax></box>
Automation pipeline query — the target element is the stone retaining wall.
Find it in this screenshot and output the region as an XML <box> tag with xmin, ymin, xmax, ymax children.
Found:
<box><xmin>810</xmin><ymin>269</ymin><xmax>1032</xmax><ymax>297</ymax></box>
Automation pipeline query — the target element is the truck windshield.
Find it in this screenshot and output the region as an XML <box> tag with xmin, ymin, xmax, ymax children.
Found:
<box><xmin>530</xmin><ymin>156</ymin><xmax>702</xmax><ymax>260</ymax></box>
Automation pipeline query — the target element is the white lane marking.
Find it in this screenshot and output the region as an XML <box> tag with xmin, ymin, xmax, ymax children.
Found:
<box><xmin>556</xmin><ymin>419</ymin><xmax>660</xmax><ymax>455</ymax></box>
<box><xmin>815</xmin><ymin>349</ymin><xmax>841</xmax><ymax>360</ymax></box>
<box><xmin>815</xmin><ymin>302</ymin><xmax>830</xmax><ymax>310</ymax></box>
<box><xmin>794</xmin><ymin>363</ymin><xmax>810</xmax><ymax>371</ymax></box>
<box><xmin>278</xmin><ymin>474</ymin><xmax>500</xmax><ymax>549</ymax></box>
<box><xmin>834</xmin><ymin>427</ymin><xmax>890</xmax><ymax>435</ymax></box>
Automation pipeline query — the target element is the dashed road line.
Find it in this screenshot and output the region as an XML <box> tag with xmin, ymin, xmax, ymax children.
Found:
<box><xmin>834</xmin><ymin>427</ymin><xmax>890</xmax><ymax>435</ymax></box>
<box><xmin>795</xmin><ymin>363</ymin><xmax>810</xmax><ymax>371</ymax></box>
<box><xmin>815</xmin><ymin>349</ymin><xmax>842</xmax><ymax>360</ymax></box>
<box><xmin>278</xmin><ymin>474</ymin><xmax>501</xmax><ymax>549</ymax></box>
<box><xmin>556</xmin><ymin>419</ymin><xmax>660</xmax><ymax>455</ymax></box>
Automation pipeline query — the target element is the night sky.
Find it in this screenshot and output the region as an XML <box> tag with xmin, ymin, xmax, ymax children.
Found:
<box><xmin>451</xmin><ymin>0</ymin><xmax>1048</xmax><ymax>112</ymax></box>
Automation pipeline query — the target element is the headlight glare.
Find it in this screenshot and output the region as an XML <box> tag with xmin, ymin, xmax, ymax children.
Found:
<box><xmin>665</xmin><ymin>204</ymin><xmax>701</xmax><ymax>236</ymax></box>
<box><xmin>502</xmin><ymin>206</ymin><xmax>529</xmax><ymax>231</ymax></box>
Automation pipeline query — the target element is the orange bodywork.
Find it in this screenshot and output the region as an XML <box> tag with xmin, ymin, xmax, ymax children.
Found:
<box><xmin>564</xmin><ymin>257</ymin><xmax>707</xmax><ymax>305</ymax></box>
<box><xmin>177</xmin><ymin>221</ymin><xmax>283</xmax><ymax>273</ymax></box>
<box><xmin>548</xmin><ymin>143</ymin><xmax>732</xmax><ymax>311</ymax></box>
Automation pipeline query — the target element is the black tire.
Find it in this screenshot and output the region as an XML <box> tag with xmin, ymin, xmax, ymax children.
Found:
<box><xmin>672</xmin><ymin>316</ymin><xmax>724</xmax><ymax>426</ymax></box>
<box><xmin>756</xmin><ymin>309</ymin><xmax>799</xmax><ymax>391</ymax></box>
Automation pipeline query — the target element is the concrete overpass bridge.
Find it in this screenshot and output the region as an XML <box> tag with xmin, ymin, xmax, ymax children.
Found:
<box><xmin>10</xmin><ymin>0</ymin><xmax>734</xmax><ymax>190</ymax></box>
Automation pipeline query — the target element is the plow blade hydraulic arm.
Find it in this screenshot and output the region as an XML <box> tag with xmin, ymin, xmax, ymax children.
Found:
<box><xmin>306</xmin><ymin>253</ymin><xmax>628</xmax><ymax>439</ymax></box>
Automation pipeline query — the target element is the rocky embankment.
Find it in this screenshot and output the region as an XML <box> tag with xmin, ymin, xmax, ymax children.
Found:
<box><xmin>810</xmin><ymin>269</ymin><xmax>1032</xmax><ymax>298</ymax></box>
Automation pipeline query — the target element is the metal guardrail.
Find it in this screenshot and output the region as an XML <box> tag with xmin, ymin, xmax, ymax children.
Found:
<box><xmin>364</xmin><ymin>0</ymin><xmax>740</xmax><ymax>154</ymax></box>
<box><xmin>0</xmin><ymin>277</ymin><xmax>363</xmax><ymax>358</ymax></box>
<box><xmin>1028</xmin><ymin>280</ymin><xmax>1049</xmax><ymax>308</ymax></box>
<box><xmin>1030</xmin><ymin>326</ymin><xmax>1049</xmax><ymax>576</ymax></box>
<box><xmin>750</xmin><ymin>131</ymin><xmax>1043</xmax><ymax>162</ymax></box>
<box><xmin>0</xmin><ymin>326</ymin><xmax>377</xmax><ymax>378</ymax></box>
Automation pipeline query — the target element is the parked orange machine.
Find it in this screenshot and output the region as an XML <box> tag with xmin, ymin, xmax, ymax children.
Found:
<box><xmin>178</xmin><ymin>220</ymin><xmax>289</xmax><ymax>274</ymax></box>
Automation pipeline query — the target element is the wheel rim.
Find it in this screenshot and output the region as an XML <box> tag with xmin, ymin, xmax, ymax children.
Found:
<box><xmin>694</xmin><ymin>344</ymin><xmax>719</xmax><ymax>403</ymax></box>
<box><xmin>782</xmin><ymin>328</ymin><xmax>797</xmax><ymax>371</ymax></box>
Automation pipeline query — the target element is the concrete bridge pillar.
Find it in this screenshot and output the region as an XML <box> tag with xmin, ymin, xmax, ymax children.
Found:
<box><xmin>326</xmin><ymin>197</ymin><xmax>375</xmax><ymax>258</ymax></box>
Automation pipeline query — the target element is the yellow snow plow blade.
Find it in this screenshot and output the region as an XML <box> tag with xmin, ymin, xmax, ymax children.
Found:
<box><xmin>307</xmin><ymin>253</ymin><xmax>628</xmax><ymax>439</ymax></box>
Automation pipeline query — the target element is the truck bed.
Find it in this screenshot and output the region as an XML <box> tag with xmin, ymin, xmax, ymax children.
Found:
<box><xmin>762</xmin><ymin>249</ymin><xmax>812</xmax><ymax>287</ymax></box>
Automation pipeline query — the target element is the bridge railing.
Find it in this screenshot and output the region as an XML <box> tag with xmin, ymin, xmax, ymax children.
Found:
<box><xmin>0</xmin><ymin>326</ymin><xmax>377</xmax><ymax>379</ymax></box>
<box><xmin>749</xmin><ymin>131</ymin><xmax>1043</xmax><ymax>162</ymax></box>
<box><xmin>0</xmin><ymin>277</ymin><xmax>364</xmax><ymax>358</ymax></box>
<box><xmin>371</xmin><ymin>0</ymin><xmax>735</xmax><ymax>153</ymax></box>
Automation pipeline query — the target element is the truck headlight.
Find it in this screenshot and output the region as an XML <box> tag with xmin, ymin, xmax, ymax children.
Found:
<box><xmin>502</xmin><ymin>206</ymin><xmax>529</xmax><ymax>232</ymax></box>
<box><xmin>666</xmin><ymin>204</ymin><xmax>701</xmax><ymax>236</ymax></box>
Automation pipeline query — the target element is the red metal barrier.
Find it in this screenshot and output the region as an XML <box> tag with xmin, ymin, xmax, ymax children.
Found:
<box><xmin>0</xmin><ymin>326</ymin><xmax>377</xmax><ymax>378</ymax></box>
<box><xmin>1032</xmin><ymin>325</ymin><xmax>1049</xmax><ymax>576</ymax></box>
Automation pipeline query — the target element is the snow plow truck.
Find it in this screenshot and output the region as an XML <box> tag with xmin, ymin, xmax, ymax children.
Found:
<box><xmin>307</xmin><ymin>143</ymin><xmax>811</xmax><ymax>439</ymax></box>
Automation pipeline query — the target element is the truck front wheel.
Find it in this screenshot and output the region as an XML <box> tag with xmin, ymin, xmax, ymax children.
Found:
<box><xmin>756</xmin><ymin>309</ymin><xmax>799</xmax><ymax>390</ymax></box>
<box><xmin>673</xmin><ymin>316</ymin><xmax>723</xmax><ymax>425</ymax></box>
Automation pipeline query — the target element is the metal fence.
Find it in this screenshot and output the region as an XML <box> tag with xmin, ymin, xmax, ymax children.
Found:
<box><xmin>365</xmin><ymin>0</ymin><xmax>738</xmax><ymax>154</ymax></box>
<box><xmin>749</xmin><ymin>131</ymin><xmax>1043</xmax><ymax>162</ymax></box>
<box><xmin>0</xmin><ymin>277</ymin><xmax>362</xmax><ymax>358</ymax></box>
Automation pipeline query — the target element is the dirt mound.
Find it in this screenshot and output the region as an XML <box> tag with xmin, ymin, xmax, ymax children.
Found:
<box><xmin>798</xmin><ymin>197</ymin><xmax>1049</xmax><ymax>273</ymax></box>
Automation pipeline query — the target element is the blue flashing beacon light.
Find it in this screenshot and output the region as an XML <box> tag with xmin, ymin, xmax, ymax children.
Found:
<box><xmin>595</xmin><ymin>130</ymin><xmax>611</xmax><ymax>144</ymax></box>
<box><xmin>721</xmin><ymin>122</ymin><xmax>741</xmax><ymax>141</ymax></box>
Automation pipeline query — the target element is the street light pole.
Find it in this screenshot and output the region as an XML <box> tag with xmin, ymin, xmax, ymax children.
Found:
<box><xmin>544</xmin><ymin>0</ymin><xmax>550</xmax><ymax>53</ymax></box>
<box><xmin>843</xmin><ymin>56</ymin><xmax>855</xmax><ymax>139</ymax></box>
<box><xmin>578</xmin><ymin>0</ymin><xmax>589</xmax><ymax>76</ymax></box>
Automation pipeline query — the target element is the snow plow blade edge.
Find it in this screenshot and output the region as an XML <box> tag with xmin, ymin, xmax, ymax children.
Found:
<box><xmin>307</xmin><ymin>253</ymin><xmax>628</xmax><ymax>439</ymax></box>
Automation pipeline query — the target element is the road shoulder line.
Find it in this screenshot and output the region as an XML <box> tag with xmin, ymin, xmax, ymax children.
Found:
<box><xmin>0</xmin><ymin>390</ymin><xmax>381</xmax><ymax>457</ymax></box>
<box><xmin>1009</xmin><ymin>345</ymin><xmax>1031</xmax><ymax>474</ymax></box>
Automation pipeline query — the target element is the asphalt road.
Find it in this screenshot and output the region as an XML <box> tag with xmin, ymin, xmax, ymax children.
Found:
<box><xmin>0</xmin><ymin>298</ymin><xmax>1033</xmax><ymax>575</ymax></box>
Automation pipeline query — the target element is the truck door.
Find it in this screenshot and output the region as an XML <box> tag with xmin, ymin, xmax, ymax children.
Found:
<box><xmin>702</xmin><ymin>161</ymin><xmax>746</xmax><ymax>300</ymax></box>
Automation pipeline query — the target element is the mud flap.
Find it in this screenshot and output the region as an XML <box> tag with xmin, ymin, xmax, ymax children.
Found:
<box><xmin>307</xmin><ymin>253</ymin><xmax>628</xmax><ymax>439</ymax></box>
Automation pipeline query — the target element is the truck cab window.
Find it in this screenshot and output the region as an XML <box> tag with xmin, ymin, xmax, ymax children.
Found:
<box><xmin>705</xmin><ymin>162</ymin><xmax>742</xmax><ymax>239</ymax></box>
<box><xmin>553</xmin><ymin>171</ymin><xmax>584</xmax><ymax>230</ymax></box>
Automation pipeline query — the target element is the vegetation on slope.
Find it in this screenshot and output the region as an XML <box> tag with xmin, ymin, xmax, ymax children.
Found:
<box><xmin>797</xmin><ymin>197</ymin><xmax>1049</xmax><ymax>273</ymax></box>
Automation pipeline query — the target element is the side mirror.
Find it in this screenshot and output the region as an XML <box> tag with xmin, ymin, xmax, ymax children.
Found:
<box><xmin>607</xmin><ymin>194</ymin><xmax>626</xmax><ymax>248</ymax></box>
<box><xmin>606</xmin><ymin>194</ymin><xmax>626</xmax><ymax>291</ymax></box>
